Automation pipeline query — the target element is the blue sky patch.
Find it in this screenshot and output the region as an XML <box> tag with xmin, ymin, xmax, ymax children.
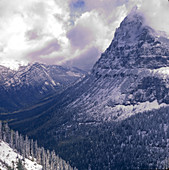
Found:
<box><xmin>72</xmin><ymin>0</ymin><xmax>85</xmax><ymax>9</ymax></box>
<box><xmin>69</xmin><ymin>0</ymin><xmax>85</xmax><ymax>25</ymax></box>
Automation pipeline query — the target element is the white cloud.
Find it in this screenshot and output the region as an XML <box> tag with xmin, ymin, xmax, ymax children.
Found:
<box><xmin>0</xmin><ymin>0</ymin><xmax>169</xmax><ymax>70</ymax></box>
<box><xmin>138</xmin><ymin>0</ymin><xmax>169</xmax><ymax>35</ymax></box>
<box><xmin>64</xmin><ymin>1</ymin><xmax>128</xmax><ymax>69</ymax></box>
<box><xmin>65</xmin><ymin>0</ymin><xmax>169</xmax><ymax>70</ymax></box>
<box><xmin>0</xmin><ymin>0</ymin><xmax>70</xmax><ymax>69</ymax></box>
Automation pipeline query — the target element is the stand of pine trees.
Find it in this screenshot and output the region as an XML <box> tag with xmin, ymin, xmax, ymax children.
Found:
<box><xmin>0</xmin><ymin>121</ymin><xmax>77</xmax><ymax>170</ymax></box>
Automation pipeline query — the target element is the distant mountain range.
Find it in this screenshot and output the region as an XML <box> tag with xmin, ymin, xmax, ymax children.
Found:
<box><xmin>1</xmin><ymin>10</ymin><xmax>169</xmax><ymax>169</ymax></box>
<box><xmin>0</xmin><ymin>63</ymin><xmax>86</xmax><ymax>113</ymax></box>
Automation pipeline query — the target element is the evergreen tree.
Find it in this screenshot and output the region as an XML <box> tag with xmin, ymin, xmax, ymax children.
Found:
<box><xmin>30</xmin><ymin>139</ymin><xmax>34</xmax><ymax>160</ymax></box>
<box><xmin>0</xmin><ymin>122</ymin><xmax>75</xmax><ymax>170</ymax></box>
<box><xmin>14</xmin><ymin>131</ymin><xmax>19</xmax><ymax>150</ymax></box>
<box><xmin>9</xmin><ymin>129</ymin><xmax>14</xmax><ymax>148</ymax></box>
<box><xmin>41</xmin><ymin>147</ymin><xmax>46</xmax><ymax>169</ymax></box>
<box><xmin>25</xmin><ymin>135</ymin><xmax>30</xmax><ymax>158</ymax></box>
<box><xmin>3</xmin><ymin>123</ymin><xmax>10</xmax><ymax>142</ymax></box>
<box><xmin>16</xmin><ymin>159</ymin><xmax>26</xmax><ymax>170</ymax></box>
<box><xmin>0</xmin><ymin>121</ymin><xmax>2</xmax><ymax>139</ymax></box>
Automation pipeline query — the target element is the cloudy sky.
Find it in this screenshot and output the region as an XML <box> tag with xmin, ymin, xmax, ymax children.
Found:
<box><xmin>0</xmin><ymin>0</ymin><xmax>168</xmax><ymax>70</ymax></box>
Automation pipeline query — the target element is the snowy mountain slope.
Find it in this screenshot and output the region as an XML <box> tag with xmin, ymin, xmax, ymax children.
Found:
<box><xmin>0</xmin><ymin>121</ymin><xmax>76</xmax><ymax>170</ymax></box>
<box><xmin>6</xmin><ymin>63</ymin><xmax>85</xmax><ymax>88</ymax></box>
<box><xmin>8</xmin><ymin>9</ymin><xmax>169</xmax><ymax>142</ymax></box>
<box><xmin>12</xmin><ymin>11</ymin><xmax>167</xmax><ymax>125</ymax></box>
<box><xmin>0</xmin><ymin>140</ymin><xmax>42</xmax><ymax>170</ymax></box>
<box><xmin>5</xmin><ymin>10</ymin><xmax>169</xmax><ymax>169</ymax></box>
<box><xmin>0</xmin><ymin>63</ymin><xmax>86</xmax><ymax>113</ymax></box>
<box><xmin>0</xmin><ymin>65</ymin><xmax>15</xmax><ymax>85</ymax></box>
<box><xmin>62</xmin><ymin>11</ymin><xmax>169</xmax><ymax>122</ymax></box>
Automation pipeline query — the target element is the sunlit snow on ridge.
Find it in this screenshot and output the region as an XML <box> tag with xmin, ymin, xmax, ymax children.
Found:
<box><xmin>0</xmin><ymin>140</ymin><xmax>42</xmax><ymax>170</ymax></box>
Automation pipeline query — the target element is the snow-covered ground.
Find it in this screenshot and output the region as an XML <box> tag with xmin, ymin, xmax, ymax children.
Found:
<box><xmin>0</xmin><ymin>140</ymin><xmax>42</xmax><ymax>170</ymax></box>
<box><xmin>105</xmin><ymin>100</ymin><xmax>168</xmax><ymax>121</ymax></box>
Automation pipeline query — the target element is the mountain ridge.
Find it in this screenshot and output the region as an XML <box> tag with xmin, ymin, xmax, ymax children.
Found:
<box><xmin>4</xmin><ymin>11</ymin><xmax>169</xmax><ymax>169</ymax></box>
<box><xmin>0</xmin><ymin>62</ymin><xmax>86</xmax><ymax>113</ymax></box>
<box><xmin>8</xmin><ymin>10</ymin><xmax>169</xmax><ymax>135</ymax></box>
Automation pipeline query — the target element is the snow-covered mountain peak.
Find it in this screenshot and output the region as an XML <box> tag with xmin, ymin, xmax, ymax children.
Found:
<box><xmin>112</xmin><ymin>11</ymin><xmax>159</xmax><ymax>48</ymax></box>
<box><xmin>114</xmin><ymin>11</ymin><xmax>146</xmax><ymax>42</ymax></box>
<box><xmin>92</xmin><ymin>12</ymin><xmax>169</xmax><ymax>75</ymax></box>
<box><xmin>61</xmin><ymin>11</ymin><xmax>169</xmax><ymax>122</ymax></box>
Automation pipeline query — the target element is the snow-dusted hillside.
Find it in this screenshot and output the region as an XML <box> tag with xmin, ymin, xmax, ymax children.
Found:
<box><xmin>63</xmin><ymin>10</ymin><xmax>169</xmax><ymax>122</ymax></box>
<box><xmin>0</xmin><ymin>122</ymin><xmax>75</xmax><ymax>170</ymax></box>
<box><xmin>0</xmin><ymin>140</ymin><xmax>42</xmax><ymax>170</ymax></box>
<box><xmin>9</xmin><ymin>9</ymin><xmax>169</xmax><ymax>137</ymax></box>
<box><xmin>5</xmin><ymin>63</ymin><xmax>85</xmax><ymax>89</ymax></box>
<box><xmin>0</xmin><ymin>62</ymin><xmax>86</xmax><ymax>113</ymax></box>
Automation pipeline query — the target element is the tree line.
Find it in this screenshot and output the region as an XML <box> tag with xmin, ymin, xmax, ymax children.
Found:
<box><xmin>0</xmin><ymin>121</ymin><xmax>77</xmax><ymax>170</ymax></box>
